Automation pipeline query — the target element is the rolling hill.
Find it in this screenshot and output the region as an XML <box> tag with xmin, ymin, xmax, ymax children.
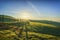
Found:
<box><xmin>0</xmin><ymin>15</ymin><xmax>60</xmax><ymax>40</ymax></box>
<box><xmin>0</xmin><ymin>15</ymin><xmax>18</xmax><ymax>22</ymax></box>
<box><xmin>30</xmin><ymin>20</ymin><xmax>60</xmax><ymax>27</ymax></box>
<box><xmin>0</xmin><ymin>15</ymin><xmax>20</xmax><ymax>30</ymax></box>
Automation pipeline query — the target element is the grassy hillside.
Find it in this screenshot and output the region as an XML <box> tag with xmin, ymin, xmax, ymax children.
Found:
<box><xmin>0</xmin><ymin>15</ymin><xmax>21</xmax><ymax>30</ymax></box>
<box><xmin>27</xmin><ymin>22</ymin><xmax>60</xmax><ymax>36</ymax></box>
<box><xmin>0</xmin><ymin>15</ymin><xmax>60</xmax><ymax>40</ymax></box>
<box><xmin>0</xmin><ymin>15</ymin><xmax>18</xmax><ymax>22</ymax></box>
<box><xmin>30</xmin><ymin>20</ymin><xmax>60</xmax><ymax>27</ymax></box>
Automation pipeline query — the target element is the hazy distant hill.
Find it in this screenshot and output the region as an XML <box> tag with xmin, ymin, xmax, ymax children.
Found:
<box><xmin>30</xmin><ymin>20</ymin><xmax>60</xmax><ymax>27</ymax></box>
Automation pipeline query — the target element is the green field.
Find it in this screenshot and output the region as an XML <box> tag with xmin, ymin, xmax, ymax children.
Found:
<box><xmin>0</xmin><ymin>15</ymin><xmax>60</xmax><ymax>40</ymax></box>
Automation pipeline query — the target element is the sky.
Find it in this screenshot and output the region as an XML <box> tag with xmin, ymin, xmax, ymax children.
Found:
<box><xmin>0</xmin><ymin>0</ymin><xmax>60</xmax><ymax>22</ymax></box>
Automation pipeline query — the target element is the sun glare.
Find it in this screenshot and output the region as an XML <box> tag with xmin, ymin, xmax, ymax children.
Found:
<box><xmin>20</xmin><ymin>11</ymin><xmax>31</xmax><ymax>19</ymax></box>
<box><xmin>22</xmin><ymin>15</ymin><xmax>30</xmax><ymax>19</ymax></box>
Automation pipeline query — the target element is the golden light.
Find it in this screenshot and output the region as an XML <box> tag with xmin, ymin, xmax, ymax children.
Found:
<box><xmin>22</xmin><ymin>15</ymin><xmax>30</xmax><ymax>19</ymax></box>
<box><xmin>20</xmin><ymin>11</ymin><xmax>31</xmax><ymax>19</ymax></box>
<box><xmin>16</xmin><ymin>10</ymin><xmax>34</xmax><ymax>20</ymax></box>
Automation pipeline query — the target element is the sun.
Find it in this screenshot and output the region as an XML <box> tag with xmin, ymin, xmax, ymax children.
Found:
<box><xmin>20</xmin><ymin>11</ymin><xmax>31</xmax><ymax>19</ymax></box>
<box><xmin>16</xmin><ymin>10</ymin><xmax>33</xmax><ymax>20</ymax></box>
<box><xmin>22</xmin><ymin>15</ymin><xmax>30</xmax><ymax>19</ymax></box>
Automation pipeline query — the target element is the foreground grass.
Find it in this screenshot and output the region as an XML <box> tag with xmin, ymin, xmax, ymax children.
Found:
<box><xmin>0</xmin><ymin>21</ymin><xmax>60</xmax><ymax>40</ymax></box>
<box><xmin>0</xmin><ymin>30</ymin><xmax>60</xmax><ymax>40</ymax></box>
